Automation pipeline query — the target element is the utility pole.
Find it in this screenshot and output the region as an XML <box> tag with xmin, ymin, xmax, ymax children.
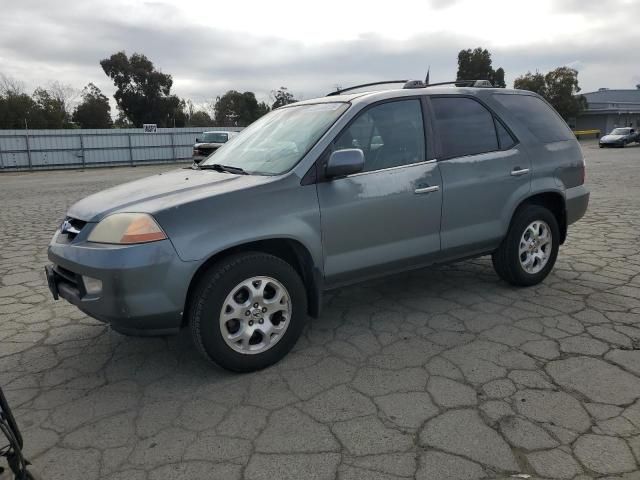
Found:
<box><xmin>24</xmin><ymin>118</ymin><xmax>33</xmax><ymax>170</ymax></box>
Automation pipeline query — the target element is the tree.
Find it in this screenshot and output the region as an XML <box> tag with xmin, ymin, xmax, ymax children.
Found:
<box><xmin>271</xmin><ymin>87</ymin><xmax>297</xmax><ymax>109</ymax></box>
<box><xmin>100</xmin><ymin>51</ymin><xmax>184</xmax><ymax>127</ymax></box>
<box><xmin>47</xmin><ymin>81</ymin><xmax>78</xmax><ymax>125</ymax></box>
<box><xmin>456</xmin><ymin>47</ymin><xmax>506</xmax><ymax>87</ymax></box>
<box><xmin>214</xmin><ymin>90</ymin><xmax>270</xmax><ymax>126</ymax></box>
<box><xmin>513</xmin><ymin>71</ymin><xmax>547</xmax><ymax>96</ymax></box>
<box><xmin>189</xmin><ymin>110</ymin><xmax>213</xmax><ymax>127</ymax></box>
<box><xmin>0</xmin><ymin>73</ymin><xmax>25</xmax><ymax>96</ymax></box>
<box><xmin>72</xmin><ymin>83</ymin><xmax>113</xmax><ymax>128</ymax></box>
<box><xmin>491</xmin><ymin>67</ymin><xmax>506</xmax><ymax>89</ymax></box>
<box><xmin>514</xmin><ymin>67</ymin><xmax>586</xmax><ymax>120</ymax></box>
<box><xmin>0</xmin><ymin>74</ymin><xmax>31</xmax><ymax>128</ymax></box>
<box><xmin>0</xmin><ymin>91</ymin><xmax>39</xmax><ymax>129</ymax></box>
<box><xmin>114</xmin><ymin>112</ymin><xmax>134</xmax><ymax>128</ymax></box>
<box><xmin>543</xmin><ymin>67</ymin><xmax>587</xmax><ymax>120</ymax></box>
<box><xmin>32</xmin><ymin>88</ymin><xmax>67</xmax><ymax>128</ymax></box>
<box><xmin>181</xmin><ymin>99</ymin><xmax>211</xmax><ymax>127</ymax></box>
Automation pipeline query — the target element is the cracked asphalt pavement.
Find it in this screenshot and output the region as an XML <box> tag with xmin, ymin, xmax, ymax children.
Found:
<box><xmin>1</xmin><ymin>140</ymin><xmax>640</xmax><ymax>480</ymax></box>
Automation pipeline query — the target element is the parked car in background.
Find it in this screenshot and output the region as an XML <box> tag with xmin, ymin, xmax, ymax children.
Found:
<box><xmin>599</xmin><ymin>127</ymin><xmax>640</xmax><ymax>147</ymax></box>
<box><xmin>192</xmin><ymin>131</ymin><xmax>239</xmax><ymax>163</ymax></box>
<box><xmin>46</xmin><ymin>80</ymin><xmax>589</xmax><ymax>372</ymax></box>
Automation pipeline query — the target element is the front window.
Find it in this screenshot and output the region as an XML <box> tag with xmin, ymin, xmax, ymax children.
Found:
<box><xmin>334</xmin><ymin>99</ymin><xmax>425</xmax><ymax>172</ymax></box>
<box><xmin>202</xmin><ymin>132</ymin><xmax>229</xmax><ymax>143</ymax></box>
<box><xmin>202</xmin><ymin>102</ymin><xmax>349</xmax><ymax>175</ymax></box>
<box><xmin>611</xmin><ymin>128</ymin><xmax>631</xmax><ymax>135</ymax></box>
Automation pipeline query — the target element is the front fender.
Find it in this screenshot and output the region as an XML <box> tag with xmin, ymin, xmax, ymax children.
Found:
<box><xmin>155</xmin><ymin>178</ymin><xmax>323</xmax><ymax>270</ymax></box>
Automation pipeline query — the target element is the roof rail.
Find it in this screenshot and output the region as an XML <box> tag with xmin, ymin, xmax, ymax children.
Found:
<box><xmin>326</xmin><ymin>80</ymin><xmax>408</xmax><ymax>96</ymax></box>
<box><xmin>326</xmin><ymin>79</ymin><xmax>494</xmax><ymax>97</ymax></box>
<box><xmin>419</xmin><ymin>80</ymin><xmax>494</xmax><ymax>88</ymax></box>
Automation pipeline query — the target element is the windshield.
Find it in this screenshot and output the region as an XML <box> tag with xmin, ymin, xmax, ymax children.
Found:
<box><xmin>611</xmin><ymin>128</ymin><xmax>631</xmax><ymax>135</ymax></box>
<box><xmin>201</xmin><ymin>132</ymin><xmax>229</xmax><ymax>143</ymax></box>
<box><xmin>201</xmin><ymin>102</ymin><xmax>349</xmax><ymax>174</ymax></box>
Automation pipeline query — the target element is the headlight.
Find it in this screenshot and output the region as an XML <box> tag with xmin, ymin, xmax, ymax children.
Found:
<box><xmin>87</xmin><ymin>213</ymin><xmax>167</xmax><ymax>244</ymax></box>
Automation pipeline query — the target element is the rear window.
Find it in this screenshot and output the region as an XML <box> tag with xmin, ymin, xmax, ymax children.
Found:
<box><xmin>432</xmin><ymin>97</ymin><xmax>498</xmax><ymax>158</ymax></box>
<box><xmin>202</xmin><ymin>132</ymin><xmax>229</xmax><ymax>143</ymax></box>
<box><xmin>492</xmin><ymin>94</ymin><xmax>573</xmax><ymax>143</ymax></box>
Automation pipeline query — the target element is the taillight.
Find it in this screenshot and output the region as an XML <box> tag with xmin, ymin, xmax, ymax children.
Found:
<box><xmin>579</xmin><ymin>158</ymin><xmax>586</xmax><ymax>185</ymax></box>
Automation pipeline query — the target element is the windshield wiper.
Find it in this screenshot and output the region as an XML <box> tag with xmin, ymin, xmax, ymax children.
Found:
<box><xmin>196</xmin><ymin>163</ymin><xmax>249</xmax><ymax>175</ymax></box>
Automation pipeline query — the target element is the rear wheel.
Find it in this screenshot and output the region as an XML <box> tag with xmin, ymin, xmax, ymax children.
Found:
<box><xmin>189</xmin><ymin>252</ymin><xmax>307</xmax><ymax>372</ymax></box>
<box><xmin>492</xmin><ymin>205</ymin><xmax>560</xmax><ymax>286</ymax></box>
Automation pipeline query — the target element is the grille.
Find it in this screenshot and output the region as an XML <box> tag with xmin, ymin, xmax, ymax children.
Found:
<box><xmin>52</xmin><ymin>264</ymin><xmax>85</xmax><ymax>297</ymax></box>
<box><xmin>197</xmin><ymin>146</ymin><xmax>219</xmax><ymax>156</ymax></box>
<box><xmin>53</xmin><ymin>265</ymin><xmax>78</xmax><ymax>285</ymax></box>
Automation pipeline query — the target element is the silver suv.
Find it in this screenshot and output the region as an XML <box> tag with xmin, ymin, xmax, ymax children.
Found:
<box><xmin>46</xmin><ymin>80</ymin><xmax>589</xmax><ymax>372</ymax></box>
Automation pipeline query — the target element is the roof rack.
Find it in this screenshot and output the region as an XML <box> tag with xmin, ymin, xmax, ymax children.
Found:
<box><xmin>327</xmin><ymin>80</ymin><xmax>409</xmax><ymax>96</ymax></box>
<box><xmin>402</xmin><ymin>79</ymin><xmax>494</xmax><ymax>89</ymax></box>
<box><xmin>326</xmin><ymin>79</ymin><xmax>494</xmax><ymax>96</ymax></box>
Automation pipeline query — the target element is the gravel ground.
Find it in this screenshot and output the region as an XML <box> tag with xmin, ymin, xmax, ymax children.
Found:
<box><xmin>1</xmin><ymin>140</ymin><xmax>640</xmax><ymax>480</ymax></box>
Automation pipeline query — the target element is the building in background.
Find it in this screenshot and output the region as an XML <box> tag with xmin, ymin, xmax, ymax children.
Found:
<box><xmin>574</xmin><ymin>87</ymin><xmax>640</xmax><ymax>134</ymax></box>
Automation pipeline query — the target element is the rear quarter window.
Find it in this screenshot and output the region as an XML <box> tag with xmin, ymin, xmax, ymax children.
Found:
<box><xmin>492</xmin><ymin>94</ymin><xmax>573</xmax><ymax>143</ymax></box>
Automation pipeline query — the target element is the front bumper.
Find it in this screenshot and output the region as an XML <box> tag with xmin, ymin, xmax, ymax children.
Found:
<box><xmin>47</xmin><ymin>232</ymin><xmax>197</xmax><ymax>335</ymax></box>
<box><xmin>565</xmin><ymin>184</ymin><xmax>590</xmax><ymax>225</ymax></box>
<box><xmin>192</xmin><ymin>146</ymin><xmax>220</xmax><ymax>163</ymax></box>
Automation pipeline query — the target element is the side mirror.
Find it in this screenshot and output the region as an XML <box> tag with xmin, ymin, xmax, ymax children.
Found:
<box><xmin>326</xmin><ymin>149</ymin><xmax>365</xmax><ymax>178</ymax></box>
<box><xmin>195</xmin><ymin>138</ymin><xmax>201</xmax><ymax>143</ymax></box>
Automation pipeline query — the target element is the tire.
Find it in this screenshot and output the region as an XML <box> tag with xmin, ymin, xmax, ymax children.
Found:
<box><xmin>189</xmin><ymin>252</ymin><xmax>307</xmax><ymax>372</ymax></box>
<box><xmin>492</xmin><ymin>205</ymin><xmax>560</xmax><ymax>287</ymax></box>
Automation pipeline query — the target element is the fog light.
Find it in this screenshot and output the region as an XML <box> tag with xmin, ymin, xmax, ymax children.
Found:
<box><xmin>83</xmin><ymin>276</ymin><xmax>103</xmax><ymax>295</ymax></box>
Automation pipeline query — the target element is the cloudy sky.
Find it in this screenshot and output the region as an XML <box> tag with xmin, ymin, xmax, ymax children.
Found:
<box><xmin>1</xmin><ymin>0</ymin><xmax>638</xmax><ymax>108</ymax></box>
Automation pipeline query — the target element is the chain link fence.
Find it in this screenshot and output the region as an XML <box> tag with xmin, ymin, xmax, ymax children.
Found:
<box><xmin>0</xmin><ymin>127</ymin><xmax>243</xmax><ymax>171</ymax></box>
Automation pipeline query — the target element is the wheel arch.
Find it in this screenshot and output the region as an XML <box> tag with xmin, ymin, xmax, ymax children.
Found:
<box><xmin>183</xmin><ymin>238</ymin><xmax>322</xmax><ymax>328</ymax></box>
<box><xmin>511</xmin><ymin>191</ymin><xmax>567</xmax><ymax>244</ymax></box>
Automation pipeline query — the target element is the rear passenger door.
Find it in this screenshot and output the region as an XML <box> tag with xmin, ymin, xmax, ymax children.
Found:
<box><xmin>430</xmin><ymin>96</ymin><xmax>531</xmax><ymax>258</ymax></box>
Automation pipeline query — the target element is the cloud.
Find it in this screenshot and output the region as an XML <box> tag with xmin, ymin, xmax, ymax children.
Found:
<box><xmin>0</xmin><ymin>0</ymin><xmax>638</xmax><ymax>110</ymax></box>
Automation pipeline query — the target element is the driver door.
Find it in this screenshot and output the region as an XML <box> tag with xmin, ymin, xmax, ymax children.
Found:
<box><xmin>316</xmin><ymin>98</ymin><xmax>443</xmax><ymax>287</ymax></box>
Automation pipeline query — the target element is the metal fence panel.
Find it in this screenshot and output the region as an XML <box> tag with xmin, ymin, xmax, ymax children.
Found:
<box><xmin>0</xmin><ymin>152</ymin><xmax>29</xmax><ymax>169</ymax></box>
<box><xmin>83</xmin><ymin>134</ymin><xmax>130</xmax><ymax>149</ymax></box>
<box><xmin>31</xmin><ymin>150</ymin><xmax>81</xmax><ymax>168</ymax></box>
<box><xmin>0</xmin><ymin>136</ymin><xmax>27</xmax><ymax>151</ymax></box>
<box><xmin>85</xmin><ymin>148</ymin><xmax>131</xmax><ymax>165</ymax></box>
<box><xmin>0</xmin><ymin>126</ymin><xmax>244</xmax><ymax>171</ymax></box>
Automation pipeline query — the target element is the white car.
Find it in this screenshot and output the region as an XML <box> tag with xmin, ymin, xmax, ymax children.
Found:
<box><xmin>193</xmin><ymin>131</ymin><xmax>239</xmax><ymax>163</ymax></box>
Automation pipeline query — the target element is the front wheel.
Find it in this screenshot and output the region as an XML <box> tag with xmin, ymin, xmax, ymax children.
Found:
<box><xmin>189</xmin><ymin>252</ymin><xmax>307</xmax><ymax>372</ymax></box>
<box><xmin>492</xmin><ymin>205</ymin><xmax>560</xmax><ymax>286</ymax></box>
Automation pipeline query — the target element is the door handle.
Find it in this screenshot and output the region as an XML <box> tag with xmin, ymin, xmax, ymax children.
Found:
<box><xmin>511</xmin><ymin>167</ymin><xmax>530</xmax><ymax>176</ymax></box>
<box><xmin>414</xmin><ymin>185</ymin><xmax>440</xmax><ymax>194</ymax></box>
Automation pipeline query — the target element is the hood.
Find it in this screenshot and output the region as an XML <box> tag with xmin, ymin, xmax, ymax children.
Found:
<box><xmin>67</xmin><ymin>168</ymin><xmax>272</xmax><ymax>222</ymax></box>
<box><xmin>601</xmin><ymin>134</ymin><xmax>626</xmax><ymax>142</ymax></box>
<box><xmin>195</xmin><ymin>142</ymin><xmax>225</xmax><ymax>148</ymax></box>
